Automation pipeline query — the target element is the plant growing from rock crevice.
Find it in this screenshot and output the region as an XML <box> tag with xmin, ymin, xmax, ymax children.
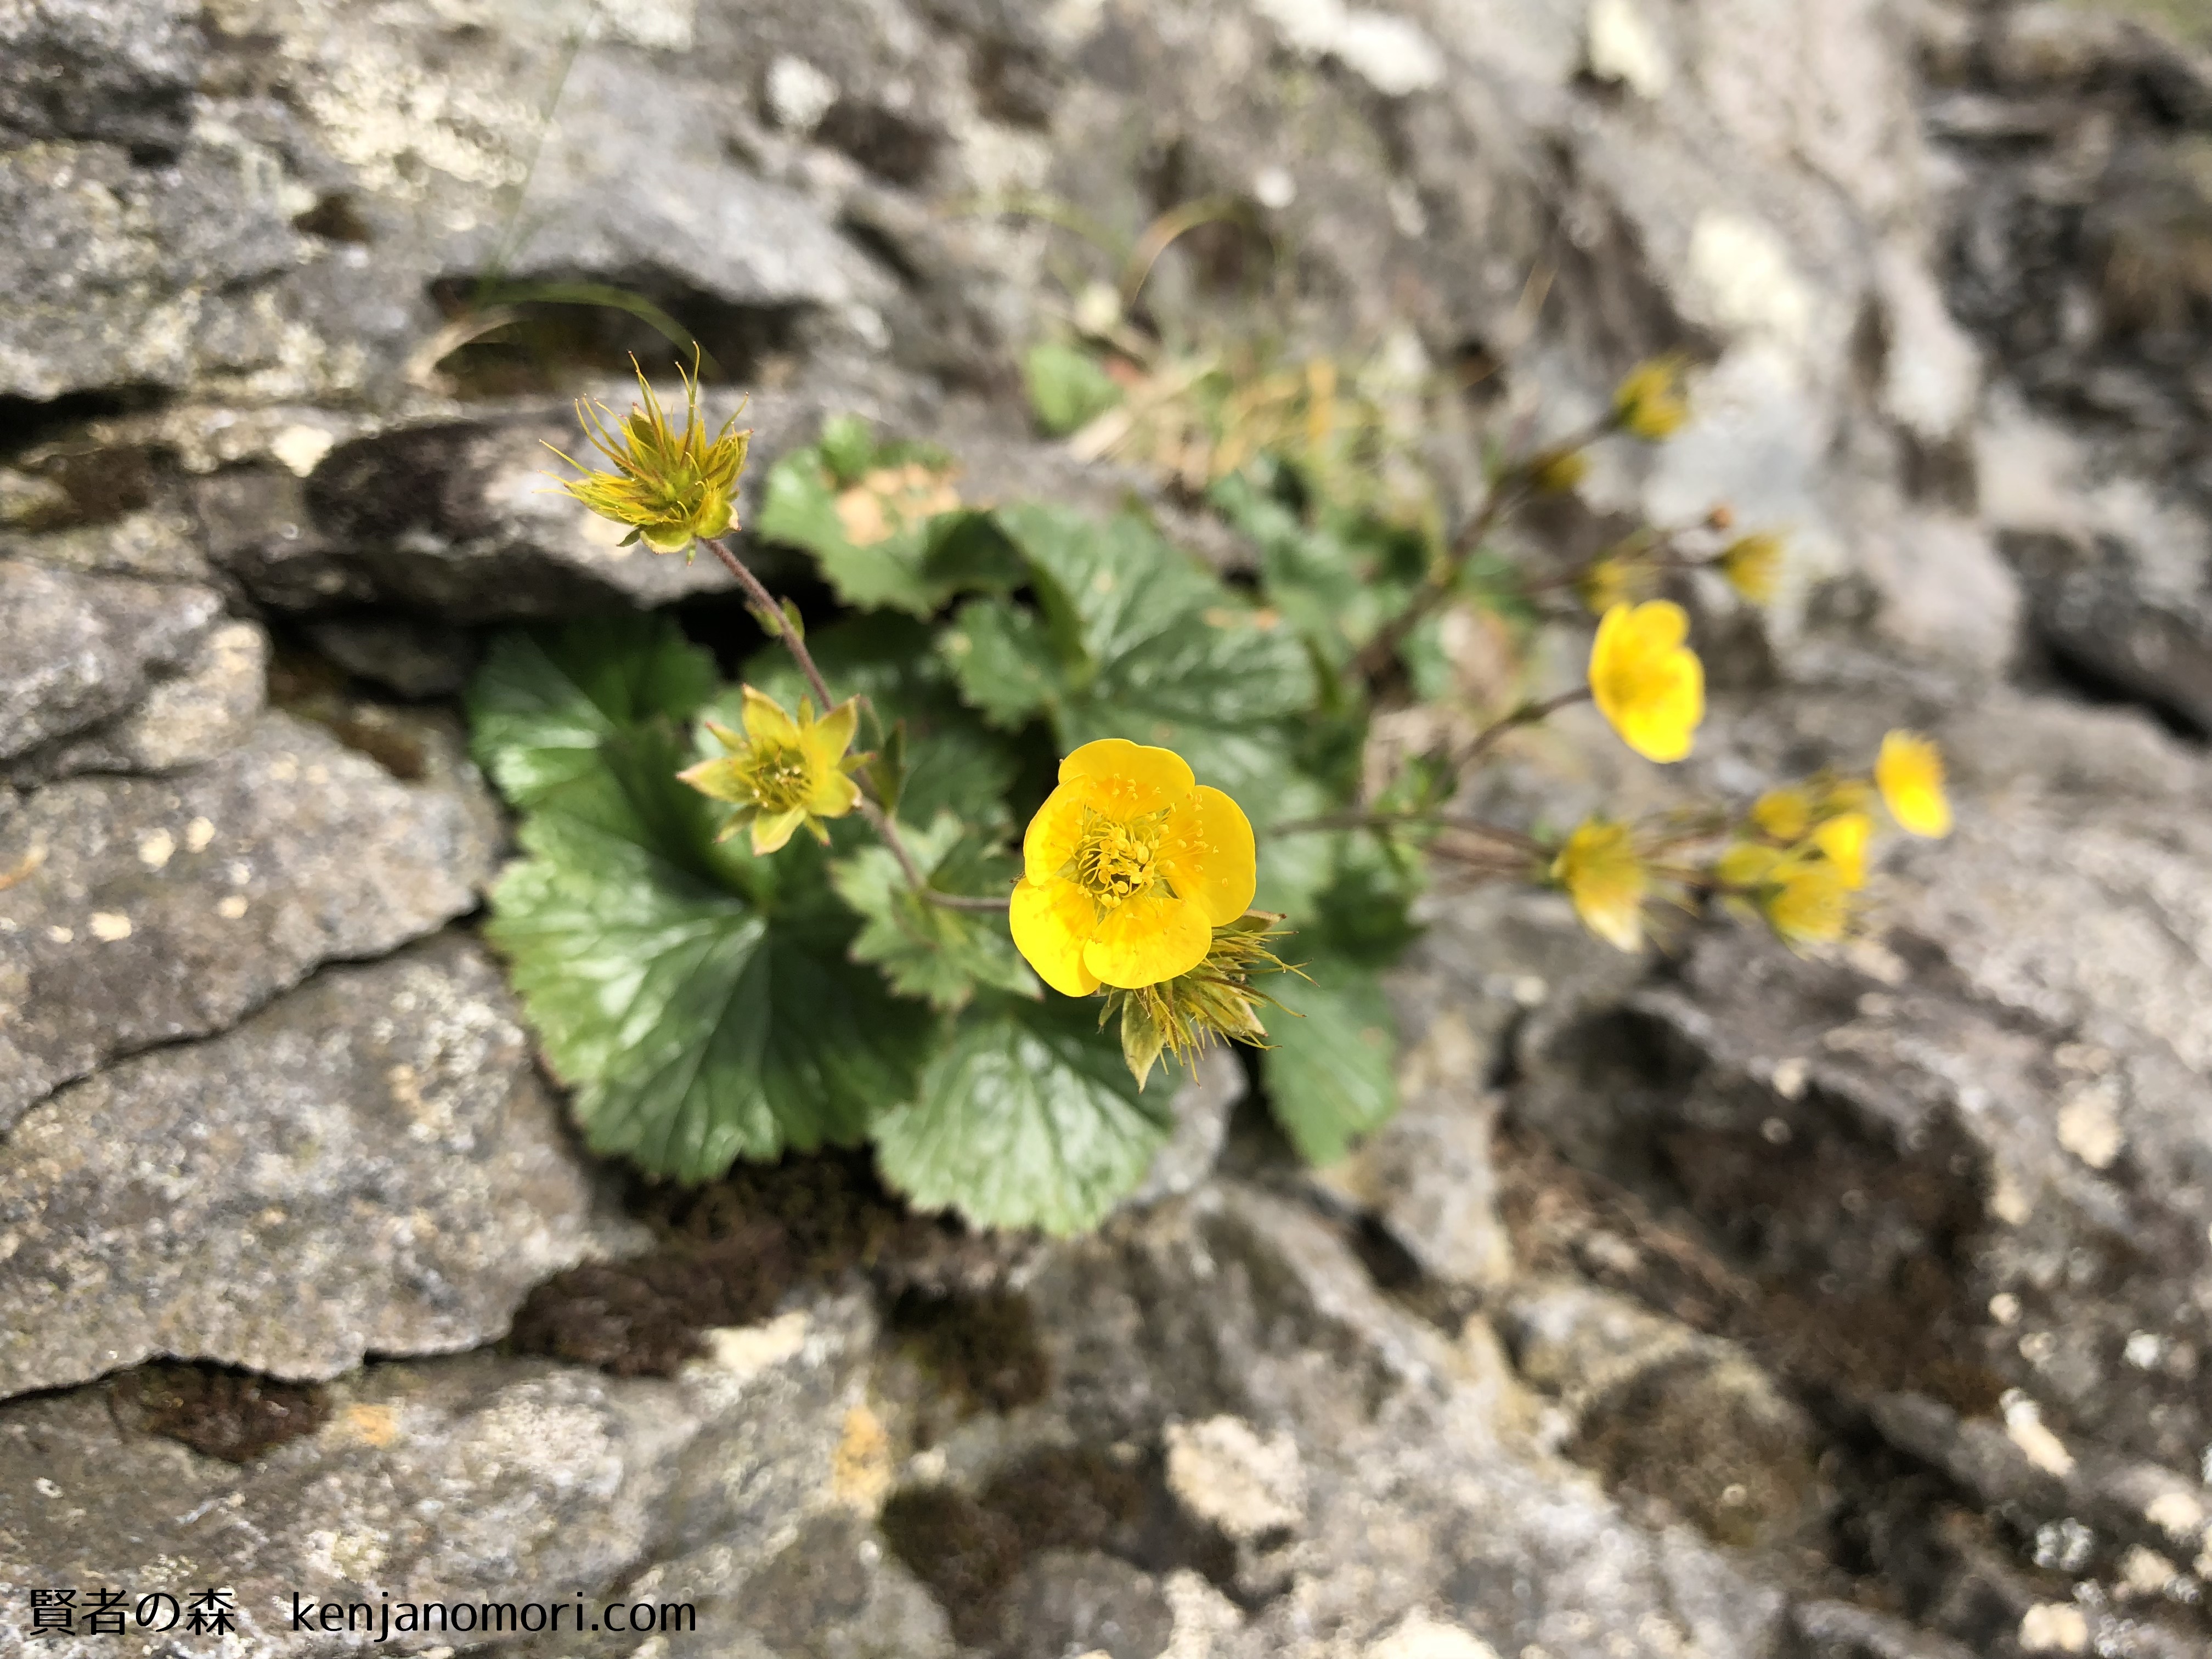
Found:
<box><xmin>467</xmin><ymin>345</ymin><xmax>1951</xmax><ymax>1234</ymax></box>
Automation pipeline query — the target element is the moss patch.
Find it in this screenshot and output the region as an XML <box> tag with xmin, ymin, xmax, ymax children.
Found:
<box><xmin>888</xmin><ymin>1287</ymin><xmax>1052</xmax><ymax>1415</ymax></box>
<box><xmin>120</xmin><ymin>1363</ymin><xmax>331</xmax><ymax>1463</ymax></box>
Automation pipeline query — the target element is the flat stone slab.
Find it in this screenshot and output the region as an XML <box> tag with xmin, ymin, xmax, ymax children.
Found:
<box><xmin>0</xmin><ymin>712</ymin><xmax>494</xmax><ymax>1129</ymax></box>
<box><xmin>0</xmin><ymin>1300</ymin><xmax>876</xmax><ymax>1658</ymax></box>
<box><xmin>0</xmin><ymin>934</ymin><xmax>645</xmax><ymax>1397</ymax></box>
<box><xmin>0</xmin><ymin>558</ymin><xmax>219</xmax><ymax>761</ymax></box>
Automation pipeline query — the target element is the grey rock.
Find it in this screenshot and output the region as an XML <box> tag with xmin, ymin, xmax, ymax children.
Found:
<box><xmin>0</xmin><ymin>1297</ymin><xmax>880</xmax><ymax>1659</ymax></box>
<box><xmin>997</xmin><ymin>1549</ymin><xmax>1172</xmax><ymax>1659</ymax></box>
<box><xmin>1783</xmin><ymin>1600</ymin><xmax>1978</xmax><ymax>1659</ymax></box>
<box><xmin>1128</xmin><ymin>1042</ymin><xmax>1244</xmax><ymax>1207</ymax></box>
<box><xmin>0</xmin><ymin>713</ymin><xmax>494</xmax><ymax>1129</ymax></box>
<box><xmin>1501</xmin><ymin>1281</ymin><xmax>1820</xmax><ymax>1549</ymax></box>
<box><xmin>0</xmin><ymin>560</ymin><xmax>219</xmax><ymax>761</ymax></box>
<box><xmin>304</xmin><ymin>616</ymin><xmax>479</xmax><ymax>699</ymax></box>
<box><xmin>0</xmin><ymin>0</ymin><xmax>205</xmax><ymax>153</ymax></box>
<box><xmin>23</xmin><ymin>619</ymin><xmax>269</xmax><ymax>781</ymax></box>
<box><xmin>0</xmin><ymin>934</ymin><xmax>643</xmax><ymax>1397</ymax></box>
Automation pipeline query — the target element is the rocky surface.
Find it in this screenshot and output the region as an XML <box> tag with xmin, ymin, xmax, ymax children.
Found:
<box><xmin>4</xmin><ymin>1</ymin><xmax>2212</xmax><ymax>1657</ymax></box>
<box><xmin>0</xmin><ymin>934</ymin><xmax>643</xmax><ymax>1397</ymax></box>
<box><xmin>0</xmin><ymin>713</ymin><xmax>496</xmax><ymax>1128</ymax></box>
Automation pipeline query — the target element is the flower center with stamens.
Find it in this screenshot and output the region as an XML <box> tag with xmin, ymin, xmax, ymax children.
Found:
<box><xmin>1072</xmin><ymin>811</ymin><xmax>1167</xmax><ymax>907</ymax></box>
<box><xmin>749</xmin><ymin>746</ymin><xmax>814</xmax><ymax>812</ymax></box>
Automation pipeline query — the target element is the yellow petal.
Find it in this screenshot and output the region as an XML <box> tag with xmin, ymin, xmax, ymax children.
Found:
<box><xmin>805</xmin><ymin>697</ymin><xmax>860</xmax><ymax>766</ymax></box>
<box><xmin>1553</xmin><ymin>819</ymin><xmax>1647</xmax><ymax>952</ymax></box>
<box><xmin>1010</xmin><ymin>877</ymin><xmax>1103</xmax><ymax>997</ymax></box>
<box><xmin>1876</xmin><ymin>731</ymin><xmax>1952</xmax><ymax>839</ymax></box>
<box><xmin>1813</xmin><ymin>811</ymin><xmax>1872</xmax><ymax>890</ymax></box>
<box><xmin>750</xmin><ymin>807</ymin><xmax>808</xmax><ymax>855</ymax></box>
<box><xmin>1022</xmin><ymin>783</ymin><xmax>1091</xmax><ymax>885</ymax></box>
<box><xmin>1610</xmin><ymin>647</ymin><xmax>1703</xmax><ymax>763</ymax></box>
<box><xmin>741</xmin><ymin>685</ymin><xmax>802</xmax><ymax>748</ymax></box>
<box><xmin>1158</xmin><ymin>786</ymin><xmax>1257</xmax><ymax>928</ymax></box>
<box><xmin>804</xmin><ymin>768</ymin><xmax>860</xmax><ymax>819</ymax></box>
<box><xmin>1058</xmin><ymin>738</ymin><xmax>1195</xmax><ymax>816</ymax></box>
<box><xmin>1082</xmin><ymin>892</ymin><xmax>1210</xmax><ymax>990</ymax></box>
<box><xmin>676</xmin><ymin>755</ymin><xmax>754</xmax><ymax>804</ymax></box>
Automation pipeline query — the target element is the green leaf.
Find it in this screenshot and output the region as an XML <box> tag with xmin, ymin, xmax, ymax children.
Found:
<box><xmin>475</xmin><ymin>619</ymin><xmax>938</xmax><ymax>1181</ymax></box>
<box><xmin>1261</xmin><ymin>956</ymin><xmax>1398</xmax><ymax>1165</ymax></box>
<box><xmin>468</xmin><ymin>617</ymin><xmax>716</xmax><ymax>809</ymax></box>
<box><xmin>1210</xmin><ymin>471</ymin><xmax>1425</xmax><ymax>673</ymax></box>
<box><xmin>987</xmin><ymin>504</ymin><xmax>1319</xmax><ymax>808</ymax></box>
<box><xmin>755</xmin><ymin>427</ymin><xmax>973</xmax><ymax>617</ymax></box>
<box><xmin>491</xmin><ymin>825</ymin><xmax>936</xmax><ymax>1178</ymax></box>
<box><xmin>831</xmin><ymin>815</ymin><xmax>1034</xmax><ymax>1012</ymax></box>
<box><xmin>938</xmin><ymin>596</ymin><xmax>1063</xmax><ymax>729</ymax></box>
<box><xmin>1024</xmin><ymin>342</ymin><xmax>1124</xmax><ymax>437</ymax></box>
<box><xmin>873</xmin><ymin>994</ymin><xmax>1175</xmax><ymax>1234</ymax></box>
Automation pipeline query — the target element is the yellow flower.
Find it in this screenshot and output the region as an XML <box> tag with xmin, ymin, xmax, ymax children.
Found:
<box><xmin>678</xmin><ymin>686</ymin><xmax>862</xmax><ymax>855</ymax></box>
<box><xmin>1528</xmin><ymin>447</ymin><xmax>1590</xmax><ymax>495</ymax></box>
<box><xmin>1590</xmin><ymin>600</ymin><xmax>1705</xmax><ymax>763</ymax></box>
<box><xmin>1576</xmin><ymin>554</ymin><xmax>1649</xmax><ymax>616</ymax></box>
<box><xmin>1750</xmin><ymin>786</ymin><xmax>1813</xmax><ymax>844</ymax></box>
<box><xmin>1009</xmin><ymin>739</ymin><xmax>1257</xmax><ymax>996</ymax></box>
<box><xmin>1876</xmin><ymin>731</ymin><xmax>1951</xmax><ymax>839</ymax></box>
<box><xmin>1763</xmin><ymin>856</ymin><xmax>1850</xmax><ymax>946</ymax></box>
<box><xmin>1813</xmin><ymin>811</ymin><xmax>1872</xmax><ymax>890</ymax></box>
<box><xmin>1718</xmin><ymin>533</ymin><xmax>1785</xmax><ymax>605</ymax></box>
<box><xmin>1613</xmin><ymin>356</ymin><xmax>1692</xmax><ymax>441</ymax></box>
<box><xmin>551</xmin><ymin>360</ymin><xmax>751</xmax><ymax>557</ymax></box>
<box><xmin>1551</xmin><ymin>819</ymin><xmax>1650</xmax><ymax>952</ymax></box>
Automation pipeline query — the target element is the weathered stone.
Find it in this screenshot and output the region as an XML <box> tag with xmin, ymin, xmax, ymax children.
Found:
<box><xmin>0</xmin><ymin>713</ymin><xmax>494</xmax><ymax>1128</ymax></box>
<box><xmin>0</xmin><ymin>1299</ymin><xmax>878</xmax><ymax>1659</ymax></box>
<box><xmin>0</xmin><ymin>559</ymin><xmax>218</xmax><ymax>761</ymax></box>
<box><xmin>0</xmin><ymin>935</ymin><xmax>644</xmax><ymax>1397</ymax></box>
<box><xmin>304</xmin><ymin>615</ymin><xmax>479</xmax><ymax>699</ymax></box>
<box><xmin>1129</xmin><ymin>1042</ymin><xmax>1244</xmax><ymax>1207</ymax></box>
<box><xmin>0</xmin><ymin>0</ymin><xmax>205</xmax><ymax>154</ymax></box>
<box><xmin>24</xmin><ymin>619</ymin><xmax>269</xmax><ymax>780</ymax></box>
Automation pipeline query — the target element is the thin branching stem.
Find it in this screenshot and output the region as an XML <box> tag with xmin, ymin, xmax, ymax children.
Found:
<box><xmin>702</xmin><ymin>535</ymin><xmax>1013</xmax><ymax>913</ymax></box>
<box><xmin>1351</xmin><ymin>414</ymin><xmax>1615</xmax><ymax>681</ymax></box>
<box><xmin>1269</xmin><ymin>808</ymin><xmax>1544</xmax><ymax>856</ymax></box>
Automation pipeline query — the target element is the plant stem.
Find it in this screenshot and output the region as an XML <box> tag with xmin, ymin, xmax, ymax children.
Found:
<box><xmin>701</xmin><ymin>535</ymin><xmax>1012</xmax><ymax>913</ymax></box>
<box><xmin>1448</xmin><ymin>685</ymin><xmax>1593</xmax><ymax>774</ymax></box>
<box><xmin>1350</xmin><ymin>415</ymin><xmax>1611</xmax><ymax>682</ymax></box>
<box><xmin>1269</xmin><ymin>808</ymin><xmax>1544</xmax><ymax>856</ymax></box>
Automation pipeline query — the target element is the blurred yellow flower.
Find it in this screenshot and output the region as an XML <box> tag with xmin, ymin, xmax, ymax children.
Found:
<box><xmin>1551</xmin><ymin>819</ymin><xmax>1650</xmax><ymax>952</ymax></box>
<box><xmin>1813</xmin><ymin>811</ymin><xmax>1872</xmax><ymax>890</ymax></box>
<box><xmin>1876</xmin><ymin>731</ymin><xmax>1952</xmax><ymax>839</ymax></box>
<box><xmin>1528</xmin><ymin>447</ymin><xmax>1590</xmax><ymax>495</ymax></box>
<box><xmin>1576</xmin><ymin>555</ymin><xmax>1646</xmax><ymax>616</ymax></box>
<box><xmin>1718</xmin><ymin>533</ymin><xmax>1784</xmax><ymax>605</ymax></box>
<box><xmin>1613</xmin><ymin>356</ymin><xmax>1692</xmax><ymax>441</ymax></box>
<box><xmin>678</xmin><ymin>686</ymin><xmax>862</xmax><ymax>854</ymax></box>
<box><xmin>1763</xmin><ymin>856</ymin><xmax>1850</xmax><ymax>946</ymax></box>
<box><xmin>1009</xmin><ymin>739</ymin><xmax>1256</xmax><ymax>996</ymax></box>
<box><xmin>552</xmin><ymin>361</ymin><xmax>750</xmax><ymax>557</ymax></box>
<box><xmin>1590</xmin><ymin>600</ymin><xmax>1705</xmax><ymax>763</ymax></box>
<box><xmin>1750</xmin><ymin>786</ymin><xmax>1813</xmax><ymax>844</ymax></box>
